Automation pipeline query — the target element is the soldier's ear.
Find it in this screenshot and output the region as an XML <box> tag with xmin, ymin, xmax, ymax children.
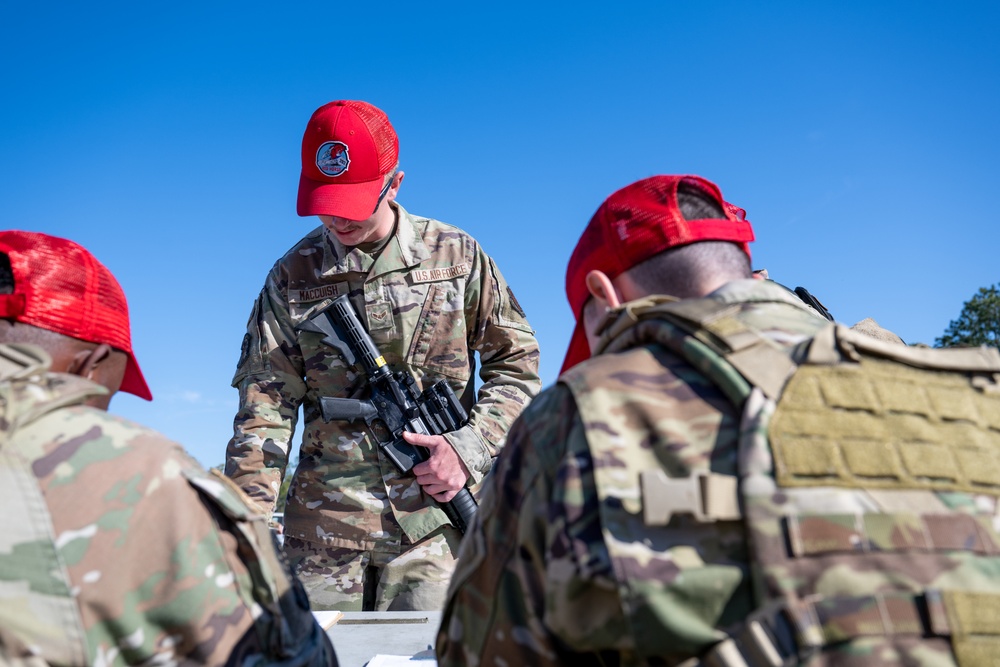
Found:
<box><xmin>585</xmin><ymin>270</ymin><xmax>621</xmax><ymax>309</ymax></box>
<box><xmin>67</xmin><ymin>343</ymin><xmax>126</xmax><ymax>410</ymax></box>
<box><xmin>386</xmin><ymin>170</ymin><xmax>404</xmax><ymax>203</ymax></box>
<box><xmin>67</xmin><ymin>344</ymin><xmax>112</xmax><ymax>380</ymax></box>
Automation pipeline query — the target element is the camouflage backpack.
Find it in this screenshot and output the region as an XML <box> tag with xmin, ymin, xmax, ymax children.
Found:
<box><xmin>595</xmin><ymin>297</ymin><xmax>1000</xmax><ymax>666</ymax></box>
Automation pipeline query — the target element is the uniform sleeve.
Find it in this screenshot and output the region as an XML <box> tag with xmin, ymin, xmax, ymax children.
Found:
<box><xmin>183</xmin><ymin>467</ymin><xmax>340</xmax><ymax>667</ymax></box>
<box><xmin>224</xmin><ymin>272</ymin><xmax>308</xmax><ymax>515</ymax></box>
<box><xmin>37</xmin><ymin>409</ymin><xmax>337</xmax><ymax>667</ymax></box>
<box><xmin>443</xmin><ymin>248</ymin><xmax>541</xmax><ymax>485</ymax></box>
<box><xmin>436</xmin><ymin>385</ymin><xmax>629</xmax><ymax>666</ymax></box>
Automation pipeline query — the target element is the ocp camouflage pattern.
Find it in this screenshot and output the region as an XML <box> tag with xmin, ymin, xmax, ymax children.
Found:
<box><xmin>225</xmin><ymin>203</ymin><xmax>540</xmax><ymax>554</ymax></box>
<box><xmin>284</xmin><ymin>525</ymin><xmax>460</xmax><ymax>611</ymax></box>
<box><xmin>0</xmin><ymin>343</ymin><xmax>336</xmax><ymax>666</ymax></box>
<box><xmin>439</xmin><ymin>279</ymin><xmax>1000</xmax><ymax>665</ymax></box>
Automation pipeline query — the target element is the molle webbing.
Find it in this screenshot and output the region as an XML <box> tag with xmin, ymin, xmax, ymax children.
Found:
<box><xmin>786</xmin><ymin>511</ymin><xmax>1000</xmax><ymax>556</ymax></box>
<box><xmin>599</xmin><ymin>301</ymin><xmax>1000</xmax><ymax>666</ymax></box>
<box><xmin>619</xmin><ymin>301</ymin><xmax>1000</xmax><ymax>496</ymax></box>
<box><xmin>771</xmin><ymin>354</ymin><xmax>1000</xmax><ymax>495</ymax></box>
<box><xmin>698</xmin><ymin>590</ymin><xmax>1000</xmax><ymax>667</ymax></box>
<box><xmin>591</xmin><ymin>297</ymin><xmax>1000</xmax><ymax>664</ymax></box>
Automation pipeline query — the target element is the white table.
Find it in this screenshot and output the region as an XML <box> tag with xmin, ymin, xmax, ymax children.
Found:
<box><xmin>325</xmin><ymin>611</ymin><xmax>441</xmax><ymax>666</ymax></box>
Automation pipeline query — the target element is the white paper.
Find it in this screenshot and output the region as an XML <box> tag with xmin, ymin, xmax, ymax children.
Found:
<box><xmin>365</xmin><ymin>654</ymin><xmax>437</xmax><ymax>666</ymax></box>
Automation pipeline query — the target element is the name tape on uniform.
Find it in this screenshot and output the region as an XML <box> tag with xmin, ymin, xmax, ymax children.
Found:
<box><xmin>289</xmin><ymin>283</ymin><xmax>350</xmax><ymax>303</ymax></box>
<box><xmin>409</xmin><ymin>264</ymin><xmax>470</xmax><ymax>284</ymax></box>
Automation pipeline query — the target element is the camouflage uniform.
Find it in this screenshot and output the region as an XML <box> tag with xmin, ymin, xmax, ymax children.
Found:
<box><xmin>0</xmin><ymin>343</ymin><xmax>336</xmax><ymax>666</ymax></box>
<box><xmin>225</xmin><ymin>202</ymin><xmax>540</xmax><ymax>610</ymax></box>
<box><xmin>438</xmin><ymin>278</ymin><xmax>1000</xmax><ymax>666</ymax></box>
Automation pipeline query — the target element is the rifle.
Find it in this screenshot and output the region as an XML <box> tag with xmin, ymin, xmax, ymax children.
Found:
<box><xmin>295</xmin><ymin>295</ymin><xmax>477</xmax><ymax>533</ymax></box>
<box><xmin>792</xmin><ymin>286</ymin><xmax>834</xmax><ymax>322</ymax></box>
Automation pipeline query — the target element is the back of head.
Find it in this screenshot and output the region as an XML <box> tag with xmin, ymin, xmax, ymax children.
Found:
<box><xmin>0</xmin><ymin>231</ymin><xmax>151</xmax><ymax>400</ymax></box>
<box><xmin>627</xmin><ymin>184</ymin><xmax>753</xmax><ymax>297</ymax></box>
<box><xmin>561</xmin><ymin>175</ymin><xmax>755</xmax><ymax>373</ymax></box>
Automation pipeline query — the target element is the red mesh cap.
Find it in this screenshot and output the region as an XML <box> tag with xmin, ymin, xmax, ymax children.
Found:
<box><xmin>0</xmin><ymin>230</ymin><xmax>152</xmax><ymax>400</ymax></box>
<box><xmin>297</xmin><ymin>100</ymin><xmax>399</xmax><ymax>220</ymax></box>
<box><xmin>560</xmin><ymin>175</ymin><xmax>755</xmax><ymax>374</ymax></box>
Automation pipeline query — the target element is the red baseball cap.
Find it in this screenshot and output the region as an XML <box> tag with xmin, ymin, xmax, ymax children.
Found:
<box><xmin>297</xmin><ymin>100</ymin><xmax>400</xmax><ymax>220</ymax></box>
<box><xmin>0</xmin><ymin>231</ymin><xmax>152</xmax><ymax>400</ymax></box>
<box><xmin>560</xmin><ymin>175</ymin><xmax>755</xmax><ymax>374</ymax></box>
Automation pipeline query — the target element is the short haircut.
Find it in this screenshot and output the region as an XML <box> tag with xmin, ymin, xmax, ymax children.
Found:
<box><xmin>0</xmin><ymin>252</ymin><xmax>82</xmax><ymax>348</ymax></box>
<box><xmin>0</xmin><ymin>253</ymin><xmax>12</xmax><ymax>294</ymax></box>
<box><xmin>627</xmin><ymin>183</ymin><xmax>752</xmax><ymax>297</ymax></box>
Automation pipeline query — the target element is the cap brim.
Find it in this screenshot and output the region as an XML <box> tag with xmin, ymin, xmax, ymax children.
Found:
<box><xmin>559</xmin><ymin>319</ymin><xmax>591</xmax><ymax>375</ymax></box>
<box><xmin>120</xmin><ymin>353</ymin><xmax>152</xmax><ymax>401</ymax></box>
<box><xmin>297</xmin><ymin>174</ymin><xmax>385</xmax><ymax>220</ymax></box>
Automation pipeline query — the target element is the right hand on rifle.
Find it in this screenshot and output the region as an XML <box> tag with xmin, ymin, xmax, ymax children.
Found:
<box><xmin>404</xmin><ymin>431</ymin><xmax>470</xmax><ymax>502</ymax></box>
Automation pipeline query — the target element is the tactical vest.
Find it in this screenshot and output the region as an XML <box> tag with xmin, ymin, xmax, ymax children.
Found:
<box><xmin>0</xmin><ymin>344</ymin><xmax>328</xmax><ymax>666</ymax></box>
<box><xmin>573</xmin><ymin>297</ymin><xmax>1000</xmax><ymax>667</ymax></box>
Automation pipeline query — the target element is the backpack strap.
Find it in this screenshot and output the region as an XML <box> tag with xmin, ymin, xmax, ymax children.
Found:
<box><xmin>598</xmin><ymin>297</ymin><xmax>802</xmax><ymax>401</ymax></box>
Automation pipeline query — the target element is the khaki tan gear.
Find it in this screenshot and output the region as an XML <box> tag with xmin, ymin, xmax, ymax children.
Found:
<box><xmin>605</xmin><ymin>298</ymin><xmax>1000</xmax><ymax>666</ymax></box>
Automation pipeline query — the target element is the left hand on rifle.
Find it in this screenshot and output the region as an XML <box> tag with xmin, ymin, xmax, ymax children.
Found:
<box><xmin>404</xmin><ymin>431</ymin><xmax>471</xmax><ymax>502</ymax></box>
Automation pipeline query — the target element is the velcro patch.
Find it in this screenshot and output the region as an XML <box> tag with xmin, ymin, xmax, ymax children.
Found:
<box><xmin>769</xmin><ymin>356</ymin><xmax>1000</xmax><ymax>495</ymax></box>
<box><xmin>289</xmin><ymin>283</ymin><xmax>349</xmax><ymax>303</ymax></box>
<box><xmin>367</xmin><ymin>302</ymin><xmax>394</xmax><ymax>331</ymax></box>
<box><xmin>409</xmin><ymin>263</ymin><xmax>470</xmax><ymax>284</ymax></box>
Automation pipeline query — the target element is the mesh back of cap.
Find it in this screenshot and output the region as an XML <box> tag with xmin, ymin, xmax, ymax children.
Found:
<box><xmin>16</xmin><ymin>236</ymin><xmax>132</xmax><ymax>353</ymax></box>
<box><xmin>346</xmin><ymin>101</ymin><xmax>398</xmax><ymax>174</ymax></box>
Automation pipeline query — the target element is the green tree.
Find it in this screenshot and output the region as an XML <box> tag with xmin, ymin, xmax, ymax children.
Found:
<box><xmin>936</xmin><ymin>284</ymin><xmax>1000</xmax><ymax>349</ymax></box>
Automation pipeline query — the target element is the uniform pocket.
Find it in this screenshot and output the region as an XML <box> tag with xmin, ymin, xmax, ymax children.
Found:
<box><xmin>407</xmin><ymin>282</ymin><xmax>471</xmax><ymax>382</ymax></box>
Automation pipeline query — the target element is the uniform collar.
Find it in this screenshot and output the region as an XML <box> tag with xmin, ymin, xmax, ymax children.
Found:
<box><xmin>590</xmin><ymin>279</ymin><xmax>822</xmax><ymax>358</ymax></box>
<box><xmin>320</xmin><ymin>202</ymin><xmax>433</xmax><ymax>278</ymax></box>
<box><xmin>708</xmin><ymin>278</ymin><xmax>828</xmax><ymax>314</ymax></box>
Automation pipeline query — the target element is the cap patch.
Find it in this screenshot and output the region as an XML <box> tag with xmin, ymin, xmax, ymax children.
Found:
<box><xmin>316</xmin><ymin>141</ymin><xmax>350</xmax><ymax>177</ymax></box>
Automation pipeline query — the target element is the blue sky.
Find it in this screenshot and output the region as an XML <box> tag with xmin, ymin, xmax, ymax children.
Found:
<box><xmin>2</xmin><ymin>1</ymin><xmax>998</xmax><ymax>468</ymax></box>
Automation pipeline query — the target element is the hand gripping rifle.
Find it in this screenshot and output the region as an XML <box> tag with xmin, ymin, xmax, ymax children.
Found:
<box><xmin>296</xmin><ymin>294</ymin><xmax>477</xmax><ymax>534</ymax></box>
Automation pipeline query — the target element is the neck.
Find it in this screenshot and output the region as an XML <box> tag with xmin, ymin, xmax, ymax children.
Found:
<box><xmin>367</xmin><ymin>202</ymin><xmax>397</xmax><ymax>244</ymax></box>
